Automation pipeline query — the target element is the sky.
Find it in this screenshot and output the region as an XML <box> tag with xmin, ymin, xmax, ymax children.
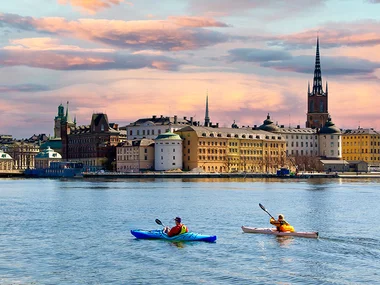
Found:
<box><xmin>1</xmin><ymin>0</ymin><xmax>380</xmax><ymax>139</ymax></box>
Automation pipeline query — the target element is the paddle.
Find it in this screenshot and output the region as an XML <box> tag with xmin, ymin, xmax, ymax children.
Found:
<box><xmin>259</xmin><ymin>203</ymin><xmax>275</xmax><ymax>219</ymax></box>
<box><xmin>155</xmin><ymin>219</ymin><xmax>166</xmax><ymax>227</ymax></box>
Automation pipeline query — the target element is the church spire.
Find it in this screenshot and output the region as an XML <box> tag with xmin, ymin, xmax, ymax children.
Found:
<box><xmin>65</xmin><ymin>101</ymin><xmax>73</xmax><ymax>124</ymax></box>
<box><xmin>204</xmin><ymin>92</ymin><xmax>210</xmax><ymax>127</ymax></box>
<box><xmin>312</xmin><ymin>36</ymin><xmax>324</xmax><ymax>95</ymax></box>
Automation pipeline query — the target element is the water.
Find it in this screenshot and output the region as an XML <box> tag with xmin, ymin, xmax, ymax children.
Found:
<box><xmin>1</xmin><ymin>178</ymin><xmax>379</xmax><ymax>285</ymax></box>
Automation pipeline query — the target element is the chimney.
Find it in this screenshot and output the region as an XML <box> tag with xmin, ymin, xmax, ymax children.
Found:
<box><xmin>190</xmin><ymin>117</ymin><xmax>193</xmax><ymax>125</ymax></box>
<box><xmin>153</xmin><ymin>115</ymin><xmax>156</xmax><ymax>119</ymax></box>
<box><xmin>183</xmin><ymin>116</ymin><xmax>187</xmax><ymax>120</ymax></box>
<box><xmin>297</xmin><ymin>125</ymin><xmax>300</xmax><ymax>129</ymax></box>
<box><xmin>160</xmin><ymin>115</ymin><xmax>163</xmax><ymax>118</ymax></box>
<box><xmin>174</xmin><ymin>115</ymin><xmax>178</xmax><ymax>124</ymax></box>
<box><xmin>216</xmin><ymin>123</ymin><xmax>219</xmax><ymax>128</ymax></box>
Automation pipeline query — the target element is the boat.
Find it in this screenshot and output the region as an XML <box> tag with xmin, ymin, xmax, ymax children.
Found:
<box><xmin>130</xmin><ymin>229</ymin><xmax>217</xmax><ymax>242</ymax></box>
<box><xmin>24</xmin><ymin>161</ymin><xmax>85</xmax><ymax>178</ymax></box>
<box><xmin>241</xmin><ymin>226</ymin><xmax>319</xmax><ymax>238</ymax></box>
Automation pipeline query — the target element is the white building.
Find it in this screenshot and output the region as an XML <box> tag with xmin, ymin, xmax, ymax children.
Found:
<box><xmin>154</xmin><ymin>132</ymin><xmax>183</xmax><ymax>171</ymax></box>
<box><xmin>0</xmin><ymin>149</ymin><xmax>13</xmax><ymax>171</ymax></box>
<box><xmin>125</xmin><ymin>115</ymin><xmax>195</xmax><ymax>140</ymax></box>
<box><xmin>258</xmin><ymin>114</ymin><xmax>319</xmax><ymax>157</ymax></box>
<box><xmin>34</xmin><ymin>146</ymin><xmax>62</xmax><ymax>169</ymax></box>
<box><xmin>318</xmin><ymin>117</ymin><xmax>342</xmax><ymax>159</ymax></box>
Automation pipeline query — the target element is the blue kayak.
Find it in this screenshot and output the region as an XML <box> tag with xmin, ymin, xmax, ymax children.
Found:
<box><xmin>131</xmin><ymin>229</ymin><xmax>217</xmax><ymax>243</ymax></box>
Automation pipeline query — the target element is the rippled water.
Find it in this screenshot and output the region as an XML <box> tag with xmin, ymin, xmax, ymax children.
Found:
<box><xmin>1</xmin><ymin>178</ymin><xmax>379</xmax><ymax>284</ymax></box>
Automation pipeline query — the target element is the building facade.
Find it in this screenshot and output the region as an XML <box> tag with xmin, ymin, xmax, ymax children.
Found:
<box><xmin>154</xmin><ymin>132</ymin><xmax>183</xmax><ymax>171</ymax></box>
<box><xmin>318</xmin><ymin>117</ymin><xmax>342</xmax><ymax>159</ymax></box>
<box><xmin>116</xmin><ymin>139</ymin><xmax>155</xmax><ymax>172</ymax></box>
<box><xmin>175</xmin><ymin>126</ymin><xmax>286</xmax><ymax>173</ymax></box>
<box><xmin>342</xmin><ymin>128</ymin><xmax>380</xmax><ymax>169</ymax></box>
<box><xmin>61</xmin><ymin>113</ymin><xmax>120</xmax><ymax>170</ymax></box>
<box><xmin>34</xmin><ymin>146</ymin><xmax>62</xmax><ymax>169</ymax></box>
<box><xmin>0</xmin><ymin>149</ymin><xmax>13</xmax><ymax>171</ymax></box>
<box><xmin>125</xmin><ymin>115</ymin><xmax>195</xmax><ymax>140</ymax></box>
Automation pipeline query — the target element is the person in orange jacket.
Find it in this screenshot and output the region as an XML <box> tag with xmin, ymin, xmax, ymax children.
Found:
<box><xmin>270</xmin><ymin>214</ymin><xmax>295</xmax><ymax>232</ymax></box>
<box><xmin>163</xmin><ymin>217</ymin><xmax>188</xmax><ymax>237</ymax></box>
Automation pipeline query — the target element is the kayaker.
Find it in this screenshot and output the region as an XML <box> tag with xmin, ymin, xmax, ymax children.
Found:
<box><xmin>163</xmin><ymin>217</ymin><xmax>188</xmax><ymax>237</ymax></box>
<box><xmin>270</xmin><ymin>214</ymin><xmax>295</xmax><ymax>232</ymax></box>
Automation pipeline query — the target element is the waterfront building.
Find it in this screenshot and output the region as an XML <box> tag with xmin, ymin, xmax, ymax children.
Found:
<box><xmin>306</xmin><ymin>37</ymin><xmax>329</xmax><ymax>129</ymax></box>
<box><xmin>61</xmin><ymin>112</ymin><xmax>120</xmax><ymax>170</ymax></box>
<box><xmin>116</xmin><ymin>139</ymin><xmax>154</xmax><ymax>172</ymax></box>
<box><xmin>318</xmin><ymin>117</ymin><xmax>342</xmax><ymax>159</ymax></box>
<box><xmin>342</xmin><ymin>128</ymin><xmax>380</xmax><ymax>170</ymax></box>
<box><xmin>125</xmin><ymin>115</ymin><xmax>195</xmax><ymax>140</ymax></box>
<box><xmin>4</xmin><ymin>141</ymin><xmax>39</xmax><ymax>170</ymax></box>
<box><xmin>154</xmin><ymin>132</ymin><xmax>183</xmax><ymax>171</ymax></box>
<box><xmin>34</xmin><ymin>146</ymin><xmax>62</xmax><ymax>169</ymax></box>
<box><xmin>0</xmin><ymin>149</ymin><xmax>13</xmax><ymax>171</ymax></box>
<box><xmin>175</xmin><ymin>125</ymin><xmax>286</xmax><ymax>173</ymax></box>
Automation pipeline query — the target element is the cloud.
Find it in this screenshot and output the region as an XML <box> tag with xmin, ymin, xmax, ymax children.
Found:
<box><xmin>58</xmin><ymin>0</ymin><xmax>126</xmax><ymax>13</ymax></box>
<box><xmin>0</xmin><ymin>13</ymin><xmax>230</xmax><ymax>51</ymax></box>
<box><xmin>226</xmin><ymin>48</ymin><xmax>292</xmax><ymax>62</ymax></box>
<box><xmin>0</xmin><ymin>49</ymin><xmax>183</xmax><ymax>71</ymax></box>
<box><xmin>187</xmin><ymin>0</ymin><xmax>327</xmax><ymax>17</ymax></box>
<box><xmin>260</xmin><ymin>55</ymin><xmax>380</xmax><ymax>76</ymax></box>
<box><xmin>0</xmin><ymin>38</ymin><xmax>183</xmax><ymax>71</ymax></box>
<box><xmin>268</xmin><ymin>20</ymin><xmax>380</xmax><ymax>49</ymax></box>
<box><xmin>0</xmin><ymin>84</ymin><xmax>52</xmax><ymax>93</ymax></box>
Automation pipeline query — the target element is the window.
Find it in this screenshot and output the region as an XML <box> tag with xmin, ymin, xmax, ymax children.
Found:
<box><xmin>173</xmin><ymin>156</ymin><xmax>175</xmax><ymax>160</ymax></box>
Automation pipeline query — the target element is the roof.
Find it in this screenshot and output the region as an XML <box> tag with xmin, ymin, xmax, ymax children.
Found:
<box><xmin>126</xmin><ymin>115</ymin><xmax>192</xmax><ymax>127</ymax></box>
<box><xmin>35</xmin><ymin>146</ymin><xmax>62</xmax><ymax>159</ymax></box>
<box><xmin>121</xmin><ymin>138</ymin><xmax>155</xmax><ymax>147</ymax></box>
<box><xmin>319</xmin><ymin>118</ymin><xmax>341</xmax><ymax>134</ymax></box>
<box><xmin>40</xmin><ymin>139</ymin><xmax>62</xmax><ymax>150</ymax></box>
<box><xmin>176</xmin><ymin>126</ymin><xmax>284</xmax><ymax>141</ymax></box>
<box><xmin>155</xmin><ymin>132</ymin><xmax>182</xmax><ymax>140</ymax></box>
<box><xmin>343</xmin><ymin>128</ymin><xmax>380</xmax><ymax>135</ymax></box>
<box><xmin>258</xmin><ymin>114</ymin><xmax>280</xmax><ymax>133</ymax></box>
<box><xmin>278</xmin><ymin>127</ymin><xmax>316</xmax><ymax>134</ymax></box>
<box><xmin>320</xmin><ymin>160</ymin><xmax>349</xmax><ymax>165</ymax></box>
<box><xmin>0</xmin><ymin>150</ymin><xmax>12</xmax><ymax>159</ymax></box>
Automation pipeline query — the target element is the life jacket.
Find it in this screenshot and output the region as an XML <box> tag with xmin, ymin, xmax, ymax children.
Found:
<box><xmin>180</xmin><ymin>224</ymin><xmax>188</xmax><ymax>234</ymax></box>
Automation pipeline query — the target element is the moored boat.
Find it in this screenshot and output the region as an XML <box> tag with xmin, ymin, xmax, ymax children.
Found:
<box><xmin>131</xmin><ymin>229</ymin><xmax>217</xmax><ymax>242</ymax></box>
<box><xmin>241</xmin><ymin>226</ymin><xmax>319</xmax><ymax>238</ymax></box>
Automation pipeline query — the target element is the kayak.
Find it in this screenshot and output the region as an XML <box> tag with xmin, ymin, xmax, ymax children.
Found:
<box><xmin>131</xmin><ymin>229</ymin><xmax>217</xmax><ymax>242</ymax></box>
<box><xmin>241</xmin><ymin>226</ymin><xmax>319</xmax><ymax>238</ymax></box>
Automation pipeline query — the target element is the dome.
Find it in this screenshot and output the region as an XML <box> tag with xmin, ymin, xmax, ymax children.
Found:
<box><xmin>319</xmin><ymin>117</ymin><xmax>341</xmax><ymax>134</ymax></box>
<box><xmin>0</xmin><ymin>150</ymin><xmax>12</xmax><ymax>160</ymax></box>
<box><xmin>258</xmin><ymin>114</ymin><xmax>280</xmax><ymax>132</ymax></box>
<box><xmin>35</xmin><ymin>146</ymin><xmax>62</xmax><ymax>159</ymax></box>
<box><xmin>155</xmin><ymin>132</ymin><xmax>181</xmax><ymax>140</ymax></box>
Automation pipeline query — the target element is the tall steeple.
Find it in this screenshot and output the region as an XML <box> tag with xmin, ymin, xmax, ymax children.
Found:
<box><xmin>204</xmin><ymin>93</ymin><xmax>210</xmax><ymax>127</ymax></box>
<box><xmin>306</xmin><ymin>37</ymin><xmax>329</xmax><ymax>129</ymax></box>
<box><xmin>312</xmin><ymin>37</ymin><xmax>324</xmax><ymax>95</ymax></box>
<box><xmin>65</xmin><ymin>101</ymin><xmax>73</xmax><ymax>124</ymax></box>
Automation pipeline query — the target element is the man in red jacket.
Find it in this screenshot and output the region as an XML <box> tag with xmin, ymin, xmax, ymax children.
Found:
<box><xmin>164</xmin><ymin>217</ymin><xmax>188</xmax><ymax>237</ymax></box>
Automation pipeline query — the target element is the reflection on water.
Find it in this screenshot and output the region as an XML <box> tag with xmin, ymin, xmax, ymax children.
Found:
<box><xmin>1</xmin><ymin>178</ymin><xmax>380</xmax><ymax>285</ymax></box>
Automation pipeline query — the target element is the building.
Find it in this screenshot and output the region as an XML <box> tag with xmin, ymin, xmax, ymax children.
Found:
<box><xmin>318</xmin><ymin>117</ymin><xmax>342</xmax><ymax>159</ymax></box>
<box><xmin>342</xmin><ymin>128</ymin><xmax>380</xmax><ymax>170</ymax></box>
<box><xmin>4</xmin><ymin>141</ymin><xmax>39</xmax><ymax>170</ymax></box>
<box><xmin>116</xmin><ymin>139</ymin><xmax>155</xmax><ymax>172</ymax></box>
<box><xmin>154</xmin><ymin>132</ymin><xmax>183</xmax><ymax>171</ymax></box>
<box><xmin>125</xmin><ymin>115</ymin><xmax>195</xmax><ymax>140</ymax></box>
<box><xmin>306</xmin><ymin>37</ymin><xmax>329</xmax><ymax>129</ymax></box>
<box><xmin>34</xmin><ymin>146</ymin><xmax>62</xmax><ymax>169</ymax></box>
<box><xmin>0</xmin><ymin>149</ymin><xmax>13</xmax><ymax>171</ymax></box>
<box><xmin>54</xmin><ymin>103</ymin><xmax>65</xmax><ymax>139</ymax></box>
<box><xmin>175</xmin><ymin>125</ymin><xmax>286</xmax><ymax>173</ymax></box>
<box><xmin>61</xmin><ymin>112</ymin><xmax>120</xmax><ymax>170</ymax></box>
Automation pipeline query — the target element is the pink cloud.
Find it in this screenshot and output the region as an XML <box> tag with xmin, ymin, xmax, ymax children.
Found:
<box><xmin>0</xmin><ymin>13</ymin><xmax>229</xmax><ymax>51</ymax></box>
<box><xmin>58</xmin><ymin>0</ymin><xmax>126</xmax><ymax>13</ymax></box>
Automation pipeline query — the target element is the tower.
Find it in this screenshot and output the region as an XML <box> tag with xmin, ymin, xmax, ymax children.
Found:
<box><xmin>54</xmin><ymin>103</ymin><xmax>65</xmax><ymax>138</ymax></box>
<box><xmin>60</xmin><ymin>101</ymin><xmax>76</xmax><ymax>159</ymax></box>
<box><xmin>306</xmin><ymin>37</ymin><xmax>329</xmax><ymax>129</ymax></box>
<box><xmin>204</xmin><ymin>93</ymin><xmax>210</xmax><ymax>127</ymax></box>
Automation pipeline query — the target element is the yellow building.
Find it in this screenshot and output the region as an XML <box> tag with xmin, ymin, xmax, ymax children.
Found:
<box><xmin>342</xmin><ymin>128</ymin><xmax>380</xmax><ymax>168</ymax></box>
<box><xmin>175</xmin><ymin>126</ymin><xmax>286</xmax><ymax>173</ymax></box>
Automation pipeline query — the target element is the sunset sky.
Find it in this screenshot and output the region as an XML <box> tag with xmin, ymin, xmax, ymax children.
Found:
<box><xmin>1</xmin><ymin>0</ymin><xmax>380</xmax><ymax>139</ymax></box>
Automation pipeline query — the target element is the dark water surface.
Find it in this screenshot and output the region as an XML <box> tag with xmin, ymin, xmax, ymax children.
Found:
<box><xmin>1</xmin><ymin>178</ymin><xmax>379</xmax><ymax>284</ymax></box>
